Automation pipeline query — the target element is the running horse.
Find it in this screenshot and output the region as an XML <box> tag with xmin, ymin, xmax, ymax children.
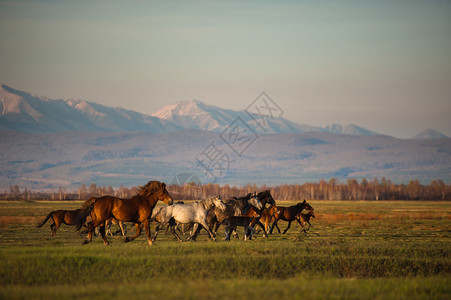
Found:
<box><xmin>269</xmin><ymin>200</ymin><xmax>313</xmax><ymax>234</ymax></box>
<box><xmin>81</xmin><ymin>181</ymin><xmax>173</xmax><ymax>246</ymax></box>
<box><xmin>37</xmin><ymin>208</ymin><xmax>91</xmax><ymax>236</ymax></box>
<box><xmin>152</xmin><ymin>195</ymin><xmax>226</xmax><ymax>242</ymax></box>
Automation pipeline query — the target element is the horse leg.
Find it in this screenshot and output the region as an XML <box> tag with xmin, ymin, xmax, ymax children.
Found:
<box><xmin>199</xmin><ymin>220</ymin><xmax>216</xmax><ymax>241</ymax></box>
<box><xmin>269</xmin><ymin>219</ymin><xmax>279</xmax><ymax>234</ymax></box>
<box><xmin>225</xmin><ymin>226</ymin><xmax>232</xmax><ymax>241</ymax></box>
<box><xmin>50</xmin><ymin>222</ymin><xmax>56</xmax><ymax>236</ymax></box>
<box><xmin>250</xmin><ymin>226</ymin><xmax>256</xmax><ymax>240</ymax></box>
<box><xmin>245</xmin><ymin>226</ymin><xmax>255</xmax><ymax>241</ymax></box>
<box><xmin>186</xmin><ymin>223</ymin><xmax>199</xmax><ymax>241</ymax></box>
<box><xmin>213</xmin><ymin>221</ymin><xmax>221</xmax><ymax>234</ymax></box>
<box><xmin>106</xmin><ymin>220</ymin><xmax>113</xmax><ymax>236</ymax></box>
<box><xmin>169</xmin><ymin>225</ymin><xmax>183</xmax><ymax>242</ymax></box>
<box><xmin>99</xmin><ymin>223</ymin><xmax>109</xmax><ymax>245</ymax></box>
<box><xmin>296</xmin><ymin>218</ymin><xmax>306</xmax><ymax>233</ymax></box>
<box><xmin>125</xmin><ymin>223</ymin><xmax>142</xmax><ymax>243</ymax></box>
<box><xmin>256</xmin><ymin>220</ymin><xmax>268</xmax><ymax>237</ymax></box>
<box><xmin>143</xmin><ymin>220</ymin><xmax>153</xmax><ymax>246</ymax></box>
<box><xmin>283</xmin><ymin>221</ymin><xmax>292</xmax><ymax>234</ymax></box>
<box><xmin>232</xmin><ymin>228</ymin><xmax>239</xmax><ymax>239</ymax></box>
<box><xmin>120</xmin><ymin>222</ymin><xmax>127</xmax><ymax>236</ymax></box>
<box><xmin>82</xmin><ymin>220</ymin><xmax>100</xmax><ymax>245</ymax></box>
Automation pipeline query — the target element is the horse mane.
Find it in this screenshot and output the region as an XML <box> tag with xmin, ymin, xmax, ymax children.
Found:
<box><xmin>198</xmin><ymin>195</ymin><xmax>219</xmax><ymax>211</ymax></box>
<box><xmin>257</xmin><ymin>190</ymin><xmax>270</xmax><ymax>197</ymax></box>
<box><xmin>138</xmin><ymin>181</ymin><xmax>166</xmax><ymax>197</ymax></box>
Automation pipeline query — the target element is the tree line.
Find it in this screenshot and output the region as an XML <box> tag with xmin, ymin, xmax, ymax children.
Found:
<box><xmin>2</xmin><ymin>178</ymin><xmax>450</xmax><ymax>201</ymax></box>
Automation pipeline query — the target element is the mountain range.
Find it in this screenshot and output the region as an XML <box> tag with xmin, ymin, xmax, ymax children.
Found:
<box><xmin>2</xmin><ymin>83</ymin><xmax>445</xmax><ymax>138</ymax></box>
<box><xmin>0</xmin><ymin>83</ymin><xmax>450</xmax><ymax>190</ymax></box>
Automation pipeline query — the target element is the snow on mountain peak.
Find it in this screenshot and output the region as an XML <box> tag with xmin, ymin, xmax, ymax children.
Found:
<box><xmin>413</xmin><ymin>129</ymin><xmax>449</xmax><ymax>139</ymax></box>
<box><xmin>67</xmin><ymin>99</ymin><xmax>106</xmax><ymax>118</ymax></box>
<box><xmin>152</xmin><ymin>99</ymin><xmax>208</xmax><ymax>119</ymax></box>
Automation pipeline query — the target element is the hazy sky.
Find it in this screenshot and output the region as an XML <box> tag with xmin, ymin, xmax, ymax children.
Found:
<box><xmin>1</xmin><ymin>0</ymin><xmax>450</xmax><ymax>138</ymax></box>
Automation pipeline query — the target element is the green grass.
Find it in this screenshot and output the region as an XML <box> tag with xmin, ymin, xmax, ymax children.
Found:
<box><xmin>0</xmin><ymin>200</ymin><xmax>450</xmax><ymax>299</ymax></box>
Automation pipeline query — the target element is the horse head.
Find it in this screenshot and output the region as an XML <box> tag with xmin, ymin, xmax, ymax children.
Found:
<box><xmin>258</xmin><ymin>190</ymin><xmax>276</xmax><ymax>207</ymax></box>
<box><xmin>297</xmin><ymin>199</ymin><xmax>313</xmax><ymax>211</ymax></box>
<box><xmin>248</xmin><ymin>195</ymin><xmax>263</xmax><ymax>210</ymax></box>
<box><xmin>139</xmin><ymin>181</ymin><xmax>173</xmax><ymax>205</ymax></box>
<box><xmin>211</xmin><ymin>195</ymin><xmax>226</xmax><ymax>211</ymax></box>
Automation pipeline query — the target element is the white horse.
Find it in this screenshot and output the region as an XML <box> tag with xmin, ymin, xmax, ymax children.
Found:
<box><xmin>153</xmin><ymin>195</ymin><xmax>226</xmax><ymax>242</ymax></box>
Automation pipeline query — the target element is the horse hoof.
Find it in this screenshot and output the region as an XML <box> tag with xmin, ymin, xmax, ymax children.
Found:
<box><xmin>82</xmin><ymin>240</ymin><xmax>89</xmax><ymax>245</ymax></box>
<box><xmin>124</xmin><ymin>237</ymin><xmax>130</xmax><ymax>243</ymax></box>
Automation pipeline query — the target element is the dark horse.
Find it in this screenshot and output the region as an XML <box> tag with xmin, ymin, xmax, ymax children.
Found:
<box><xmin>37</xmin><ymin>208</ymin><xmax>90</xmax><ymax>236</ymax></box>
<box><xmin>81</xmin><ymin>181</ymin><xmax>173</xmax><ymax>246</ymax></box>
<box><xmin>269</xmin><ymin>200</ymin><xmax>313</xmax><ymax>234</ymax></box>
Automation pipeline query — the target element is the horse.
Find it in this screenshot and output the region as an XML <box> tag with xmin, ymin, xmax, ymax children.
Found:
<box><xmin>254</xmin><ymin>190</ymin><xmax>276</xmax><ymax>211</ymax></box>
<box><xmin>37</xmin><ymin>208</ymin><xmax>91</xmax><ymax>236</ymax></box>
<box><xmin>81</xmin><ymin>180</ymin><xmax>173</xmax><ymax>246</ymax></box>
<box><xmin>207</xmin><ymin>193</ymin><xmax>263</xmax><ymax>234</ymax></box>
<box><xmin>269</xmin><ymin>200</ymin><xmax>314</xmax><ymax>234</ymax></box>
<box><xmin>296</xmin><ymin>209</ymin><xmax>315</xmax><ymax>233</ymax></box>
<box><xmin>222</xmin><ymin>206</ymin><xmax>267</xmax><ymax>241</ymax></box>
<box><xmin>152</xmin><ymin>195</ymin><xmax>226</xmax><ymax>242</ymax></box>
<box><xmin>259</xmin><ymin>206</ymin><xmax>278</xmax><ymax>233</ymax></box>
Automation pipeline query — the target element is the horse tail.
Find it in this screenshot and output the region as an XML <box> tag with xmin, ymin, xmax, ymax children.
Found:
<box><xmin>36</xmin><ymin>212</ymin><xmax>53</xmax><ymax>228</ymax></box>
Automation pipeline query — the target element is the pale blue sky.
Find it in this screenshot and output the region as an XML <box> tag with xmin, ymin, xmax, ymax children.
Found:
<box><xmin>1</xmin><ymin>0</ymin><xmax>450</xmax><ymax>138</ymax></box>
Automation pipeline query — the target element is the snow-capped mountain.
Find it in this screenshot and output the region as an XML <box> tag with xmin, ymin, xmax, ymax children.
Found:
<box><xmin>0</xmin><ymin>84</ymin><xmax>180</xmax><ymax>133</ymax></box>
<box><xmin>152</xmin><ymin>99</ymin><xmax>315</xmax><ymax>134</ymax></box>
<box><xmin>413</xmin><ymin>129</ymin><xmax>449</xmax><ymax>140</ymax></box>
<box><xmin>323</xmin><ymin>123</ymin><xmax>379</xmax><ymax>136</ymax></box>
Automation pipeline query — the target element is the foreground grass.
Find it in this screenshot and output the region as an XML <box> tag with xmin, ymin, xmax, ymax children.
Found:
<box><xmin>2</xmin><ymin>276</ymin><xmax>450</xmax><ymax>300</ymax></box>
<box><xmin>0</xmin><ymin>200</ymin><xmax>450</xmax><ymax>299</ymax></box>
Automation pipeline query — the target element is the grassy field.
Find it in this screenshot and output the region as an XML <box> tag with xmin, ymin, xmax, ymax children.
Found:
<box><xmin>0</xmin><ymin>200</ymin><xmax>450</xmax><ymax>299</ymax></box>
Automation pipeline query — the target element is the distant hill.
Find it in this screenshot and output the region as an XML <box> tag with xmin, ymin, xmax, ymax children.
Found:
<box><xmin>0</xmin><ymin>130</ymin><xmax>450</xmax><ymax>189</ymax></box>
<box><xmin>413</xmin><ymin>129</ymin><xmax>449</xmax><ymax>139</ymax></box>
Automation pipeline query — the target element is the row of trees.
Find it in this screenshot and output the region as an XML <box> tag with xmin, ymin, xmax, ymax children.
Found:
<box><xmin>2</xmin><ymin>178</ymin><xmax>450</xmax><ymax>201</ymax></box>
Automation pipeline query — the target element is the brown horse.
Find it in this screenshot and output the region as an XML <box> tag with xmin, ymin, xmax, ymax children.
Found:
<box><xmin>81</xmin><ymin>181</ymin><xmax>173</xmax><ymax>246</ymax></box>
<box><xmin>37</xmin><ymin>208</ymin><xmax>90</xmax><ymax>236</ymax></box>
<box><xmin>296</xmin><ymin>209</ymin><xmax>315</xmax><ymax>233</ymax></box>
<box><xmin>269</xmin><ymin>200</ymin><xmax>313</xmax><ymax>234</ymax></box>
<box><xmin>259</xmin><ymin>205</ymin><xmax>278</xmax><ymax>233</ymax></box>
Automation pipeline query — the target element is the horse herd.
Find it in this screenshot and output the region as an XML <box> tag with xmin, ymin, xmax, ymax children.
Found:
<box><xmin>37</xmin><ymin>180</ymin><xmax>316</xmax><ymax>245</ymax></box>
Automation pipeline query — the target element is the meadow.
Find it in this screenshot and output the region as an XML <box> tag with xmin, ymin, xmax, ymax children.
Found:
<box><xmin>0</xmin><ymin>200</ymin><xmax>450</xmax><ymax>299</ymax></box>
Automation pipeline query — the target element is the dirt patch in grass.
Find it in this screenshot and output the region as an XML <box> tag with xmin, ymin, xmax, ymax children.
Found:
<box><xmin>318</xmin><ymin>212</ymin><xmax>451</xmax><ymax>224</ymax></box>
<box><xmin>0</xmin><ymin>216</ymin><xmax>42</xmax><ymax>227</ymax></box>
